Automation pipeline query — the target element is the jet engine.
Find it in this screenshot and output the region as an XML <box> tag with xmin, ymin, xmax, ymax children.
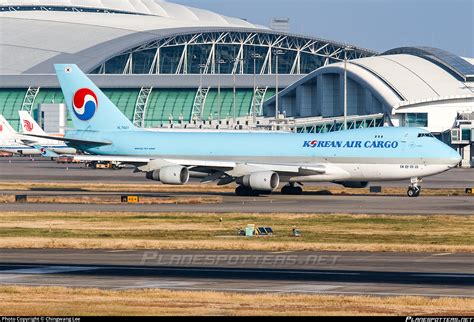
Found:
<box><xmin>146</xmin><ymin>165</ymin><xmax>189</xmax><ymax>185</ymax></box>
<box><xmin>237</xmin><ymin>171</ymin><xmax>280</xmax><ymax>191</ymax></box>
<box><xmin>335</xmin><ymin>181</ymin><xmax>369</xmax><ymax>189</ymax></box>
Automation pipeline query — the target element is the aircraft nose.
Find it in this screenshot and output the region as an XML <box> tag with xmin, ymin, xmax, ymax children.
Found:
<box><xmin>447</xmin><ymin>147</ymin><xmax>462</xmax><ymax>167</ymax></box>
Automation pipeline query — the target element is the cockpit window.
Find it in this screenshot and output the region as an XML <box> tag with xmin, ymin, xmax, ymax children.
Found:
<box><xmin>417</xmin><ymin>133</ymin><xmax>434</xmax><ymax>138</ymax></box>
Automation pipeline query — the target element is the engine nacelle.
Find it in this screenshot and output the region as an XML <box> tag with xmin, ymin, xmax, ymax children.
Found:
<box><xmin>237</xmin><ymin>171</ymin><xmax>280</xmax><ymax>191</ymax></box>
<box><xmin>335</xmin><ymin>181</ymin><xmax>369</xmax><ymax>189</ymax></box>
<box><xmin>146</xmin><ymin>165</ymin><xmax>189</xmax><ymax>185</ymax></box>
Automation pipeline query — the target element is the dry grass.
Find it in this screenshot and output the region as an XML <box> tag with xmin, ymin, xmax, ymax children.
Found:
<box><xmin>0</xmin><ymin>182</ymin><xmax>235</xmax><ymax>193</ymax></box>
<box><xmin>0</xmin><ymin>181</ymin><xmax>470</xmax><ymax>196</ymax></box>
<box><xmin>0</xmin><ymin>237</ymin><xmax>472</xmax><ymax>253</ymax></box>
<box><xmin>0</xmin><ymin>195</ymin><xmax>222</xmax><ymax>205</ymax></box>
<box><xmin>0</xmin><ymin>212</ymin><xmax>472</xmax><ymax>252</ymax></box>
<box><xmin>0</xmin><ymin>286</ymin><xmax>472</xmax><ymax>316</ymax></box>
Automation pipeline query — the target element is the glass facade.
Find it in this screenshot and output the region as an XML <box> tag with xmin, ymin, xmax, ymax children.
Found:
<box><xmin>91</xmin><ymin>31</ymin><xmax>375</xmax><ymax>75</ymax></box>
<box><xmin>404</xmin><ymin>113</ymin><xmax>428</xmax><ymax>127</ymax></box>
<box><xmin>0</xmin><ymin>89</ymin><xmax>26</xmax><ymax>129</ymax></box>
<box><xmin>0</xmin><ymin>33</ymin><xmax>376</xmax><ymax>128</ymax></box>
<box><xmin>461</xmin><ymin>128</ymin><xmax>471</xmax><ymax>141</ymax></box>
<box><xmin>0</xmin><ymin>88</ymin><xmax>277</xmax><ymax>129</ymax></box>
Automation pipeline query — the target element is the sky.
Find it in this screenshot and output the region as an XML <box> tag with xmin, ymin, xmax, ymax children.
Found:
<box><xmin>172</xmin><ymin>0</ymin><xmax>474</xmax><ymax>57</ymax></box>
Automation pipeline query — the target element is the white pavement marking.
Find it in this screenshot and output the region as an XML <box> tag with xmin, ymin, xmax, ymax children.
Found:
<box><xmin>273</xmin><ymin>284</ymin><xmax>342</xmax><ymax>292</ymax></box>
<box><xmin>412</xmin><ymin>274</ymin><xmax>474</xmax><ymax>278</ymax></box>
<box><xmin>0</xmin><ymin>266</ymin><xmax>99</xmax><ymax>281</ymax></box>
<box><xmin>113</xmin><ymin>280</ymin><xmax>203</xmax><ymax>290</ymax></box>
<box><xmin>0</xmin><ymin>266</ymin><xmax>98</xmax><ymax>274</ymax></box>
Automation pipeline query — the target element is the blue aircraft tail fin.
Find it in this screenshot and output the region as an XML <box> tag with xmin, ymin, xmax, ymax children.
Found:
<box><xmin>54</xmin><ymin>64</ymin><xmax>137</xmax><ymax>132</ymax></box>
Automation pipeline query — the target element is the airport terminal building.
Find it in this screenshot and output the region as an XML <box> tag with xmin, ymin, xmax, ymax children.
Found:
<box><xmin>0</xmin><ymin>0</ymin><xmax>472</xmax><ymax>165</ymax></box>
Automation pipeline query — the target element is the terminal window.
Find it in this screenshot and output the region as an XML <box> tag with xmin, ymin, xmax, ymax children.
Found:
<box><xmin>461</xmin><ymin>128</ymin><xmax>471</xmax><ymax>141</ymax></box>
<box><xmin>405</xmin><ymin>113</ymin><xmax>428</xmax><ymax>127</ymax></box>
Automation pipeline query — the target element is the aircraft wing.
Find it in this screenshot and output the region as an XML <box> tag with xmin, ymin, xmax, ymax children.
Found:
<box><xmin>73</xmin><ymin>154</ymin><xmax>151</xmax><ymax>165</ymax></box>
<box><xmin>71</xmin><ymin>154</ymin><xmax>326</xmax><ymax>182</ymax></box>
<box><xmin>23</xmin><ymin>134</ymin><xmax>112</xmax><ymax>147</ymax></box>
<box><xmin>20</xmin><ymin>138</ymin><xmax>39</xmax><ymax>145</ymax></box>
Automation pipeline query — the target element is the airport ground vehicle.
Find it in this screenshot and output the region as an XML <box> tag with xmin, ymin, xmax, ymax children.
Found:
<box><xmin>56</xmin><ymin>156</ymin><xmax>75</xmax><ymax>164</ymax></box>
<box><xmin>86</xmin><ymin>161</ymin><xmax>124</xmax><ymax>170</ymax></box>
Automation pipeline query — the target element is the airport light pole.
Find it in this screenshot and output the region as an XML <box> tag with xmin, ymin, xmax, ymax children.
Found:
<box><xmin>251</xmin><ymin>53</ymin><xmax>262</xmax><ymax>124</ymax></box>
<box><xmin>231</xmin><ymin>57</ymin><xmax>243</xmax><ymax>124</ymax></box>
<box><xmin>199</xmin><ymin>64</ymin><xmax>203</xmax><ymax>91</ymax></box>
<box><xmin>216</xmin><ymin>59</ymin><xmax>226</xmax><ymax>124</ymax></box>
<box><xmin>343</xmin><ymin>46</ymin><xmax>353</xmax><ymax>130</ymax></box>
<box><xmin>273</xmin><ymin>49</ymin><xmax>285</xmax><ymax>121</ymax></box>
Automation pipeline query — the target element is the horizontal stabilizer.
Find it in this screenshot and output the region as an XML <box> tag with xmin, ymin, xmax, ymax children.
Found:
<box><xmin>31</xmin><ymin>144</ymin><xmax>59</xmax><ymax>158</ymax></box>
<box><xmin>25</xmin><ymin>134</ymin><xmax>111</xmax><ymax>147</ymax></box>
<box><xmin>20</xmin><ymin>139</ymin><xmax>39</xmax><ymax>145</ymax></box>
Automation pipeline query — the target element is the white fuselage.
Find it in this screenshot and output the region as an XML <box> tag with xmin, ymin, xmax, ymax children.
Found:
<box><xmin>0</xmin><ymin>134</ymin><xmax>76</xmax><ymax>155</ymax></box>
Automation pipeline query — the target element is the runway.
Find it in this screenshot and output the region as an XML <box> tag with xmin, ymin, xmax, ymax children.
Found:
<box><xmin>1</xmin><ymin>157</ymin><xmax>473</xmax><ymax>215</ymax></box>
<box><xmin>0</xmin><ymin>249</ymin><xmax>472</xmax><ymax>297</ymax></box>
<box><xmin>1</xmin><ymin>158</ymin><xmax>472</xmax><ymax>298</ymax></box>
<box><xmin>1</xmin><ymin>193</ymin><xmax>473</xmax><ymax>215</ymax></box>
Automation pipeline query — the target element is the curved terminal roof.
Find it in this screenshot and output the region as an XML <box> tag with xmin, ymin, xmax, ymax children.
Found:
<box><xmin>463</xmin><ymin>57</ymin><xmax>474</xmax><ymax>66</ymax></box>
<box><xmin>0</xmin><ymin>0</ymin><xmax>264</xmax><ymax>74</ymax></box>
<box><xmin>383</xmin><ymin>47</ymin><xmax>474</xmax><ymax>82</ymax></box>
<box><xmin>0</xmin><ymin>0</ymin><xmax>261</xmax><ymax>27</ymax></box>
<box><xmin>0</xmin><ymin>0</ymin><xmax>375</xmax><ymax>76</ymax></box>
<box><xmin>266</xmin><ymin>49</ymin><xmax>474</xmax><ymax>111</ymax></box>
<box><xmin>352</xmin><ymin>54</ymin><xmax>474</xmax><ymax>102</ymax></box>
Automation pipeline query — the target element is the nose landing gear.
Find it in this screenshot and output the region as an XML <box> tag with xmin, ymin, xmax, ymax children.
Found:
<box><xmin>407</xmin><ymin>177</ymin><xmax>422</xmax><ymax>197</ymax></box>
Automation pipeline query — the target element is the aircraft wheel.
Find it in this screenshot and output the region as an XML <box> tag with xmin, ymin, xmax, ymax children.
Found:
<box><xmin>407</xmin><ymin>187</ymin><xmax>420</xmax><ymax>198</ymax></box>
<box><xmin>414</xmin><ymin>186</ymin><xmax>421</xmax><ymax>197</ymax></box>
<box><xmin>235</xmin><ymin>186</ymin><xmax>260</xmax><ymax>197</ymax></box>
<box><xmin>281</xmin><ymin>185</ymin><xmax>303</xmax><ymax>195</ymax></box>
<box><xmin>293</xmin><ymin>186</ymin><xmax>303</xmax><ymax>195</ymax></box>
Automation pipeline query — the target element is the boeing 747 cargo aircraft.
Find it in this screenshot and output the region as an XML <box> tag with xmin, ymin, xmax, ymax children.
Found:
<box><xmin>28</xmin><ymin>64</ymin><xmax>461</xmax><ymax>197</ymax></box>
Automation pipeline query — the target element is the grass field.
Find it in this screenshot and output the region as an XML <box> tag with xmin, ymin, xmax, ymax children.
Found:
<box><xmin>0</xmin><ymin>212</ymin><xmax>472</xmax><ymax>252</ymax></box>
<box><xmin>0</xmin><ymin>195</ymin><xmax>222</xmax><ymax>205</ymax></box>
<box><xmin>0</xmin><ymin>286</ymin><xmax>472</xmax><ymax>316</ymax></box>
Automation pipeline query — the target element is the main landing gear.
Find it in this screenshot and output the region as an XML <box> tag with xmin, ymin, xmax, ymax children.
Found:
<box><xmin>235</xmin><ymin>186</ymin><xmax>265</xmax><ymax>196</ymax></box>
<box><xmin>235</xmin><ymin>184</ymin><xmax>304</xmax><ymax>196</ymax></box>
<box><xmin>407</xmin><ymin>177</ymin><xmax>422</xmax><ymax>197</ymax></box>
<box><xmin>281</xmin><ymin>183</ymin><xmax>303</xmax><ymax>195</ymax></box>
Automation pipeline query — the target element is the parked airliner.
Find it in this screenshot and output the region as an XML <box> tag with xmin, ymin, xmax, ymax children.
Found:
<box><xmin>29</xmin><ymin>64</ymin><xmax>461</xmax><ymax>197</ymax></box>
<box><xmin>0</xmin><ymin>112</ymin><xmax>75</xmax><ymax>155</ymax></box>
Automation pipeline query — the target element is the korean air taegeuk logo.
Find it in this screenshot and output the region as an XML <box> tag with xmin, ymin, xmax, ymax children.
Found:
<box><xmin>73</xmin><ymin>88</ymin><xmax>98</xmax><ymax>121</ymax></box>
